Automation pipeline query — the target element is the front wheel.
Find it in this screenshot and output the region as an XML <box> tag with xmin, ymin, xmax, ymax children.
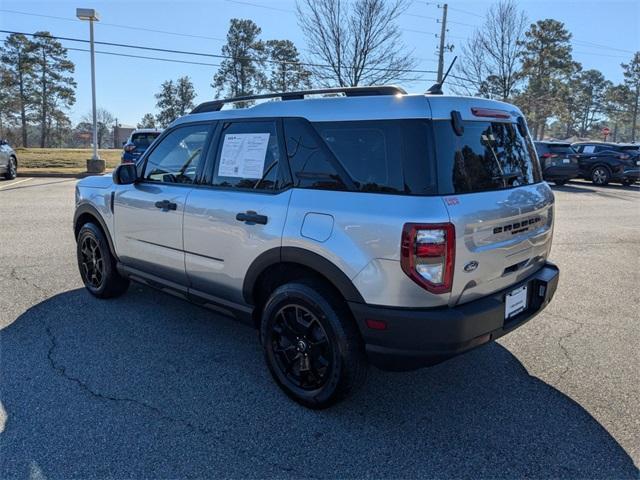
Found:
<box><xmin>591</xmin><ymin>166</ymin><xmax>610</xmax><ymax>185</ymax></box>
<box><xmin>77</xmin><ymin>223</ymin><xmax>129</xmax><ymax>298</ymax></box>
<box><xmin>4</xmin><ymin>156</ymin><xmax>17</xmax><ymax>180</ymax></box>
<box><xmin>260</xmin><ymin>281</ymin><xmax>367</xmax><ymax>409</ymax></box>
<box><xmin>621</xmin><ymin>179</ymin><xmax>635</xmax><ymax>187</ymax></box>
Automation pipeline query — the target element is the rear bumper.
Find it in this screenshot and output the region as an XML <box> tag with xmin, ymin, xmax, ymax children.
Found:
<box><xmin>543</xmin><ymin>165</ymin><xmax>579</xmax><ymax>181</ymax></box>
<box><xmin>620</xmin><ymin>168</ymin><xmax>639</xmax><ymax>181</ymax></box>
<box><xmin>121</xmin><ymin>151</ymin><xmax>141</xmax><ymax>163</ymax></box>
<box><xmin>349</xmin><ymin>262</ymin><xmax>559</xmax><ymax>371</ymax></box>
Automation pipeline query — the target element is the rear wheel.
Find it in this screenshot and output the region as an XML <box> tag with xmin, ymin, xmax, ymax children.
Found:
<box><xmin>591</xmin><ymin>166</ymin><xmax>610</xmax><ymax>185</ymax></box>
<box><xmin>260</xmin><ymin>281</ymin><xmax>367</xmax><ymax>409</ymax></box>
<box><xmin>4</xmin><ymin>156</ymin><xmax>17</xmax><ymax>180</ymax></box>
<box><xmin>77</xmin><ymin>223</ymin><xmax>129</xmax><ymax>298</ymax></box>
<box><xmin>621</xmin><ymin>179</ymin><xmax>635</xmax><ymax>186</ymax></box>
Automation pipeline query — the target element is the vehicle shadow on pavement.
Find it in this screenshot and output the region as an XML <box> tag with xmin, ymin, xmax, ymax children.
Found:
<box><xmin>1</xmin><ymin>286</ymin><xmax>637</xmax><ymax>479</ymax></box>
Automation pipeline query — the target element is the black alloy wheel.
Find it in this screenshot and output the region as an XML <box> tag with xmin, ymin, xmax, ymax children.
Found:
<box><xmin>270</xmin><ymin>304</ymin><xmax>332</xmax><ymax>391</ymax></box>
<box><xmin>79</xmin><ymin>235</ymin><xmax>104</xmax><ymax>289</ymax></box>
<box><xmin>261</xmin><ymin>281</ymin><xmax>367</xmax><ymax>408</ymax></box>
<box><xmin>5</xmin><ymin>157</ymin><xmax>17</xmax><ymax>180</ymax></box>
<box><xmin>76</xmin><ymin>222</ymin><xmax>129</xmax><ymax>298</ymax></box>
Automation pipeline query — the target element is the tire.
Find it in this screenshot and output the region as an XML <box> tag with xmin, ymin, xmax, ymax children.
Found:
<box><xmin>554</xmin><ymin>179</ymin><xmax>567</xmax><ymax>186</ymax></box>
<box><xmin>260</xmin><ymin>280</ymin><xmax>367</xmax><ymax>409</ymax></box>
<box><xmin>76</xmin><ymin>222</ymin><xmax>129</xmax><ymax>298</ymax></box>
<box><xmin>591</xmin><ymin>166</ymin><xmax>610</xmax><ymax>185</ymax></box>
<box><xmin>621</xmin><ymin>179</ymin><xmax>634</xmax><ymax>187</ymax></box>
<box><xmin>4</xmin><ymin>156</ymin><xmax>17</xmax><ymax>180</ymax></box>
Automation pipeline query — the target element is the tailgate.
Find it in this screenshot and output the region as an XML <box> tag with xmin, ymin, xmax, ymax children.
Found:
<box><xmin>443</xmin><ymin>183</ymin><xmax>554</xmax><ymax>306</ymax></box>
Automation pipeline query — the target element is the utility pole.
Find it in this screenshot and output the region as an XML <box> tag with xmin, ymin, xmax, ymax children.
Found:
<box><xmin>436</xmin><ymin>3</ymin><xmax>448</xmax><ymax>83</ymax></box>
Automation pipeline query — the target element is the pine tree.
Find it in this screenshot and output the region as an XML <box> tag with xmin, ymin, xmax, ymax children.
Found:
<box><xmin>138</xmin><ymin>113</ymin><xmax>157</xmax><ymax>129</ymax></box>
<box><xmin>175</xmin><ymin>76</ymin><xmax>196</xmax><ymax>115</ymax></box>
<box><xmin>0</xmin><ymin>33</ymin><xmax>37</xmax><ymax>147</ymax></box>
<box><xmin>265</xmin><ymin>40</ymin><xmax>311</xmax><ymax>92</ymax></box>
<box><xmin>621</xmin><ymin>52</ymin><xmax>640</xmax><ymax>142</ymax></box>
<box><xmin>517</xmin><ymin>19</ymin><xmax>578</xmax><ymax>139</ymax></box>
<box><xmin>212</xmin><ymin>19</ymin><xmax>266</xmax><ymax>103</ymax></box>
<box><xmin>155</xmin><ymin>80</ymin><xmax>179</xmax><ymax>127</ymax></box>
<box><xmin>30</xmin><ymin>31</ymin><xmax>76</xmax><ymax>148</ymax></box>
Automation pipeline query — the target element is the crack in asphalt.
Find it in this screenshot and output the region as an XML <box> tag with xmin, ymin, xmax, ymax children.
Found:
<box><xmin>8</xmin><ymin>267</ymin><xmax>51</xmax><ymax>299</ymax></box>
<box><xmin>6</xmin><ymin>266</ymin><xmax>309</xmax><ymax>476</ymax></box>
<box><xmin>42</xmin><ymin>321</ymin><xmax>313</xmax><ymax>476</ymax></box>
<box><xmin>546</xmin><ymin>312</ymin><xmax>585</xmax><ymax>382</ymax></box>
<box><xmin>42</xmin><ymin>321</ymin><xmax>223</xmax><ymax>439</ymax></box>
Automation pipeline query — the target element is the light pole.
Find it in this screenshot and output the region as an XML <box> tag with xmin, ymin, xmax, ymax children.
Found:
<box><xmin>76</xmin><ymin>8</ymin><xmax>100</xmax><ymax>163</ymax></box>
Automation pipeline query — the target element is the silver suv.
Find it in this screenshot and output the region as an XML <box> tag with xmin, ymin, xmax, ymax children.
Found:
<box><xmin>74</xmin><ymin>86</ymin><xmax>559</xmax><ymax>408</ymax></box>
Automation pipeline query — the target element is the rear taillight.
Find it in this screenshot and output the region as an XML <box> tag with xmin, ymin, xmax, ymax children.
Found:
<box><xmin>541</xmin><ymin>153</ymin><xmax>558</xmax><ymax>159</ymax></box>
<box><xmin>124</xmin><ymin>144</ymin><xmax>136</xmax><ymax>153</ymax></box>
<box><xmin>401</xmin><ymin>223</ymin><xmax>455</xmax><ymax>294</ymax></box>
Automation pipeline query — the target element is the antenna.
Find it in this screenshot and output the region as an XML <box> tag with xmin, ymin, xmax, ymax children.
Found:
<box><xmin>426</xmin><ymin>56</ymin><xmax>457</xmax><ymax>95</ymax></box>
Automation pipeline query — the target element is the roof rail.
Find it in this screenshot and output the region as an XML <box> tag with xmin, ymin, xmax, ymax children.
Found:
<box><xmin>190</xmin><ymin>85</ymin><xmax>407</xmax><ymax>114</ymax></box>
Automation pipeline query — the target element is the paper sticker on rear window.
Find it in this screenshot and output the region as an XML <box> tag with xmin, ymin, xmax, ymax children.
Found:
<box><xmin>218</xmin><ymin>133</ymin><xmax>270</xmax><ymax>178</ymax></box>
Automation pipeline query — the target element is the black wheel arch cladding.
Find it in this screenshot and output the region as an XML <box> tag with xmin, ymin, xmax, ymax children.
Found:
<box><xmin>243</xmin><ymin>247</ymin><xmax>365</xmax><ymax>306</ymax></box>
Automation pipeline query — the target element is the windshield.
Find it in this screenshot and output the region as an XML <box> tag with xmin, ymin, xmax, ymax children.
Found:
<box><xmin>434</xmin><ymin>120</ymin><xmax>542</xmax><ymax>194</ymax></box>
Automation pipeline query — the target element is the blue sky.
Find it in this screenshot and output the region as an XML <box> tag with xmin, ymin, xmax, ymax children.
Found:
<box><xmin>1</xmin><ymin>0</ymin><xmax>638</xmax><ymax>126</ymax></box>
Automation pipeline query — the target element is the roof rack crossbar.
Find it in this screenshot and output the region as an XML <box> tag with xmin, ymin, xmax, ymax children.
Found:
<box><xmin>190</xmin><ymin>85</ymin><xmax>407</xmax><ymax>114</ymax></box>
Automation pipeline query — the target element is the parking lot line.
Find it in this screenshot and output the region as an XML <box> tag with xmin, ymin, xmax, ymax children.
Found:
<box><xmin>0</xmin><ymin>178</ymin><xmax>32</xmax><ymax>190</ymax></box>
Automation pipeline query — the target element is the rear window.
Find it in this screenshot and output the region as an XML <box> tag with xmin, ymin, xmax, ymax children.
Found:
<box><xmin>620</xmin><ymin>145</ymin><xmax>640</xmax><ymax>152</ymax></box>
<box><xmin>548</xmin><ymin>144</ymin><xmax>574</xmax><ymax>154</ymax></box>
<box><xmin>312</xmin><ymin>120</ymin><xmax>436</xmax><ymax>194</ymax></box>
<box><xmin>131</xmin><ymin>132</ymin><xmax>160</xmax><ymax>149</ymax></box>
<box><xmin>434</xmin><ymin>120</ymin><xmax>542</xmax><ymax>194</ymax></box>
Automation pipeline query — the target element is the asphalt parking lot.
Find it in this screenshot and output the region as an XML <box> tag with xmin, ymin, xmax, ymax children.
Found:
<box><xmin>0</xmin><ymin>176</ymin><xmax>638</xmax><ymax>478</ymax></box>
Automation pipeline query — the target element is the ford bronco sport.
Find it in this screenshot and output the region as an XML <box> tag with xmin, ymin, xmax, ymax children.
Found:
<box><xmin>74</xmin><ymin>86</ymin><xmax>559</xmax><ymax>408</ymax></box>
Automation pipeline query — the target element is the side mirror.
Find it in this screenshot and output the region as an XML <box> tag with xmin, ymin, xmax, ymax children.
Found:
<box><xmin>122</xmin><ymin>141</ymin><xmax>126</xmax><ymax>146</ymax></box>
<box><xmin>113</xmin><ymin>163</ymin><xmax>138</xmax><ymax>185</ymax></box>
<box><xmin>0</xmin><ymin>139</ymin><xmax>6</xmax><ymax>146</ymax></box>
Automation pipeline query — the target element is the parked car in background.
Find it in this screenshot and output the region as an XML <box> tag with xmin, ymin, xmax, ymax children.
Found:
<box><xmin>572</xmin><ymin>141</ymin><xmax>640</xmax><ymax>186</ymax></box>
<box><xmin>74</xmin><ymin>86</ymin><xmax>559</xmax><ymax>408</ymax></box>
<box><xmin>534</xmin><ymin>141</ymin><xmax>579</xmax><ymax>185</ymax></box>
<box><xmin>0</xmin><ymin>139</ymin><xmax>17</xmax><ymax>180</ymax></box>
<box><xmin>121</xmin><ymin>128</ymin><xmax>162</xmax><ymax>164</ymax></box>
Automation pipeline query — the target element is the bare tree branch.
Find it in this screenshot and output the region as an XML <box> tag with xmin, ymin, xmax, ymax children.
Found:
<box><xmin>452</xmin><ymin>0</ymin><xmax>527</xmax><ymax>100</ymax></box>
<box><xmin>297</xmin><ymin>0</ymin><xmax>416</xmax><ymax>87</ymax></box>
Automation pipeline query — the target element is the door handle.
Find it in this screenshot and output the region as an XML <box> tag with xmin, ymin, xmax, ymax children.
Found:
<box><xmin>155</xmin><ymin>199</ymin><xmax>177</xmax><ymax>211</ymax></box>
<box><xmin>236</xmin><ymin>210</ymin><xmax>268</xmax><ymax>225</ymax></box>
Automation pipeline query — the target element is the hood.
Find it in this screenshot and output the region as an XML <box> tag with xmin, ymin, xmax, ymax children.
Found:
<box><xmin>78</xmin><ymin>173</ymin><xmax>114</xmax><ymax>189</ymax></box>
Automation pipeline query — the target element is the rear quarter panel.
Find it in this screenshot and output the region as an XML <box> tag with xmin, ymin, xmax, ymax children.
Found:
<box><xmin>282</xmin><ymin>189</ymin><xmax>453</xmax><ymax>307</ymax></box>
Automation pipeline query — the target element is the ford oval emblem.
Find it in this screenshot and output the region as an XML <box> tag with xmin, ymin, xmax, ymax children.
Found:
<box><xmin>464</xmin><ymin>261</ymin><xmax>479</xmax><ymax>272</ymax></box>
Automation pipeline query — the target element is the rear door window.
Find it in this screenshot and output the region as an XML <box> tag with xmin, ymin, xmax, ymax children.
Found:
<box><xmin>283</xmin><ymin>118</ymin><xmax>347</xmax><ymax>191</ymax></box>
<box><xmin>434</xmin><ymin>120</ymin><xmax>542</xmax><ymax>194</ymax></box>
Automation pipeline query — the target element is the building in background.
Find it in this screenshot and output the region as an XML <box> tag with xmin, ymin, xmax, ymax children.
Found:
<box><xmin>113</xmin><ymin>124</ymin><xmax>136</xmax><ymax>148</ymax></box>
